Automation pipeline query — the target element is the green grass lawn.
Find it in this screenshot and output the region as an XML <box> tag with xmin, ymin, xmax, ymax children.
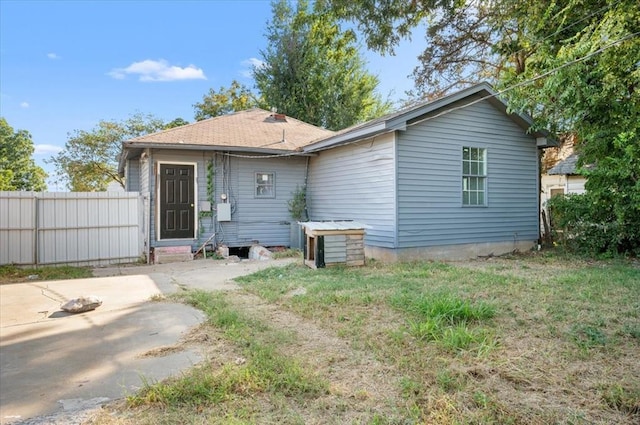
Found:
<box><xmin>94</xmin><ymin>253</ymin><xmax>640</xmax><ymax>425</ymax></box>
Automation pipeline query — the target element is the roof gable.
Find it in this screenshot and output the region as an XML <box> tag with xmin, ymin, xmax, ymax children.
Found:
<box><xmin>303</xmin><ymin>82</ymin><xmax>553</xmax><ymax>152</ymax></box>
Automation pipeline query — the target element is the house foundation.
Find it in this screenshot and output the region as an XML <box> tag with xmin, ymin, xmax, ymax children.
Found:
<box><xmin>366</xmin><ymin>240</ymin><xmax>537</xmax><ymax>262</ymax></box>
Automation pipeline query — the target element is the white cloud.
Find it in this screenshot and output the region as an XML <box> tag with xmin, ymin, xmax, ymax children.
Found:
<box><xmin>34</xmin><ymin>144</ymin><xmax>63</xmax><ymax>155</ymax></box>
<box><xmin>243</xmin><ymin>57</ymin><xmax>266</xmax><ymax>69</ymax></box>
<box><xmin>108</xmin><ymin>59</ymin><xmax>207</xmax><ymax>82</ymax></box>
<box><xmin>20</xmin><ymin>101</ymin><xmax>29</xmax><ymax>108</ymax></box>
<box><xmin>240</xmin><ymin>57</ymin><xmax>265</xmax><ymax>78</ymax></box>
<box><xmin>47</xmin><ymin>53</ymin><xmax>60</xmax><ymax>60</ymax></box>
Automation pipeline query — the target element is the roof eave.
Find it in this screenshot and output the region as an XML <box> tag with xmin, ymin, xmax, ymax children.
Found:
<box><xmin>303</xmin><ymin>121</ymin><xmax>389</xmax><ymax>152</ymax></box>
<box><xmin>121</xmin><ymin>142</ymin><xmax>317</xmax><ymax>156</ymax></box>
<box><xmin>302</xmin><ymin>82</ymin><xmax>556</xmax><ymax>152</ymax></box>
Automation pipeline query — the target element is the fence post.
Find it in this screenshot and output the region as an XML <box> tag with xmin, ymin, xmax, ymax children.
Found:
<box><xmin>34</xmin><ymin>194</ymin><xmax>39</xmax><ymax>266</ymax></box>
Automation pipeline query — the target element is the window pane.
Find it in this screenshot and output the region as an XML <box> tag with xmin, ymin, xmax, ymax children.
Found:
<box><xmin>462</xmin><ymin>148</ymin><xmax>486</xmax><ymax>206</ymax></box>
<box><xmin>257</xmin><ymin>186</ymin><xmax>273</xmax><ymax>196</ymax></box>
<box><xmin>256</xmin><ymin>173</ymin><xmax>275</xmax><ymax>197</ymax></box>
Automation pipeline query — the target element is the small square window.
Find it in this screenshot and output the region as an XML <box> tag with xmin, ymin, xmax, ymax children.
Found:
<box><xmin>255</xmin><ymin>172</ymin><xmax>275</xmax><ymax>198</ymax></box>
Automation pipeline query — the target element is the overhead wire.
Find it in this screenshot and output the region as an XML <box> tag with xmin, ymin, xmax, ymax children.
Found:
<box><xmin>223</xmin><ymin>28</ymin><xmax>637</xmax><ymax>157</ymax></box>
<box><xmin>404</xmin><ymin>30</ymin><xmax>639</xmax><ymax>130</ymax></box>
<box><xmin>497</xmin><ymin>0</ymin><xmax>623</xmax><ymax>63</ymax></box>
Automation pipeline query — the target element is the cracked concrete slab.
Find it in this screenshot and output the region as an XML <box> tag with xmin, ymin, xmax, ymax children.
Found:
<box><xmin>0</xmin><ymin>258</ymin><xmax>295</xmax><ymax>424</ymax></box>
<box><xmin>0</xmin><ymin>274</ymin><xmax>204</xmax><ymax>424</ymax></box>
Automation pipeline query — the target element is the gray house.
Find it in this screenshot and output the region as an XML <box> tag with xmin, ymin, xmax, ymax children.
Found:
<box><xmin>302</xmin><ymin>83</ymin><xmax>553</xmax><ymax>260</ymax></box>
<box><xmin>118</xmin><ymin>109</ymin><xmax>334</xmax><ymax>259</ymax></box>
<box><xmin>119</xmin><ymin>83</ymin><xmax>552</xmax><ymax>261</ymax></box>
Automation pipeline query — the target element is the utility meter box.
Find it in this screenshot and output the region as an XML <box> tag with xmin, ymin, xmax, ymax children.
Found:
<box><xmin>217</xmin><ymin>203</ymin><xmax>231</xmax><ymax>222</ymax></box>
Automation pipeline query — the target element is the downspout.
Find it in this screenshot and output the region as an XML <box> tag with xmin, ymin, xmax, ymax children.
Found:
<box><xmin>537</xmin><ymin>147</ymin><xmax>543</xmax><ymax>248</ymax></box>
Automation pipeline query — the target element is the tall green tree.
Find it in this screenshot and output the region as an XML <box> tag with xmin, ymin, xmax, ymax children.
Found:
<box><xmin>0</xmin><ymin>117</ymin><xmax>47</xmax><ymax>191</ymax></box>
<box><xmin>49</xmin><ymin>113</ymin><xmax>165</xmax><ymax>191</ymax></box>
<box><xmin>254</xmin><ymin>0</ymin><xmax>390</xmax><ymax>130</ymax></box>
<box><xmin>327</xmin><ymin>0</ymin><xmax>557</xmax><ymax>98</ymax></box>
<box><xmin>329</xmin><ymin>0</ymin><xmax>640</xmax><ymax>254</ymax></box>
<box><xmin>502</xmin><ymin>0</ymin><xmax>640</xmax><ymax>254</ymax></box>
<box><xmin>165</xmin><ymin>117</ymin><xmax>190</xmax><ymax>129</ymax></box>
<box><xmin>193</xmin><ymin>80</ymin><xmax>261</xmax><ymax>121</ymax></box>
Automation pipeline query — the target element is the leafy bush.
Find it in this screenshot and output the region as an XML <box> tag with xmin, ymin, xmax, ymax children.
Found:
<box><xmin>287</xmin><ymin>185</ymin><xmax>307</xmax><ymax>221</ymax></box>
<box><xmin>547</xmin><ymin>192</ymin><xmax>640</xmax><ymax>257</ymax></box>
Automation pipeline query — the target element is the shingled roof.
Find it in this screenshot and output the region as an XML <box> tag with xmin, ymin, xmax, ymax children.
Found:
<box><xmin>547</xmin><ymin>153</ymin><xmax>580</xmax><ymax>175</ymax></box>
<box><xmin>125</xmin><ymin>108</ymin><xmax>334</xmax><ymax>152</ymax></box>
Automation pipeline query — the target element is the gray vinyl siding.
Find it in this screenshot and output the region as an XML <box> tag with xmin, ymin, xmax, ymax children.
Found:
<box><xmin>146</xmin><ymin>151</ymin><xmax>306</xmax><ymax>249</ymax></box>
<box><xmin>307</xmin><ymin>133</ymin><xmax>396</xmax><ymax>248</ymax></box>
<box><xmin>140</xmin><ymin>153</ymin><xmax>150</xmax><ymax>194</ymax></box>
<box><xmin>396</xmin><ymin>99</ymin><xmax>539</xmax><ymax>248</ymax></box>
<box><xmin>125</xmin><ymin>160</ymin><xmax>140</xmax><ymax>191</ymax></box>
<box><xmin>235</xmin><ymin>156</ymin><xmax>307</xmax><ymax>247</ymax></box>
<box><xmin>148</xmin><ymin>150</ymin><xmax>202</xmax><ymax>249</ymax></box>
<box><xmin>214</xmin><ymin>153</ymin><xmax>239</xmax><ymax>247</ymax></box>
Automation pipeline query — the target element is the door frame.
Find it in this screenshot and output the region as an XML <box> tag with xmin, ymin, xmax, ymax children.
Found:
<box><xmin>156</xmin><ymin>161</ymin><xmax>198</xmax><ymax>241</ymax></box>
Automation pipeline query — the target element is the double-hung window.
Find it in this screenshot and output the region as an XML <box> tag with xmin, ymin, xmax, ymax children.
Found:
<box><xmin>255</xmin><ymin>172</ymin><xmax>275</xmax><ymax>198</ymax></box>
<box><xmin>462</xmin><ymin>147</ymin><xmax>487</xmax><ymax>206</ymax></box>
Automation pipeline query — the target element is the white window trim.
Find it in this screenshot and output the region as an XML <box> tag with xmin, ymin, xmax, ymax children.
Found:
<box><xmin>255</xmin><ymin>171</ymin><xmax>276</xmax><ymax>198</ymax></box>
<box><xmin>156</xmin><ymin>160</ymin><xmax>198</xmax><ymax>241</ymax></box>
<box><xmin>462</xmin><ymin>147</ymin><xmax>488</xmax><ymax>207</ymax></box>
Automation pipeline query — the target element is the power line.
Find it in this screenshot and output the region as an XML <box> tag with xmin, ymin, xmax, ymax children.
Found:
<box><xmin>406</xmin><ymin>30</ymin><xmax>640</xmax><ymax>130</ymax></box>
<box><xmin>221</xmin><ymin>29</ymin><xmax>638</xmax><ymax>157</ymax></box>
<box><xmin>503</xmin><ymin>0</ymin><xmax>623</xmax><ymax>62</ymax></box>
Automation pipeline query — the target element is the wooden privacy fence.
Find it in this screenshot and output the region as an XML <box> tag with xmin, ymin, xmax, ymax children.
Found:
<box><xmin>0</xmin><ymin>191</ymin><xmax>145</xmax><ymax>266</ymax></box>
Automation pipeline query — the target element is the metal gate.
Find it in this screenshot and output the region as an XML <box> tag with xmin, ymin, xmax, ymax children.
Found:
<box><xmin>0</xmin><ymin>191</ymin><xmax>145</xmax><ymax>266</ymax></box>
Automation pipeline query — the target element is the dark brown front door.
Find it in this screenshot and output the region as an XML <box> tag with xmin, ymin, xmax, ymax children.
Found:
<box><xmin>160</xmin><ymin>163</ymin><xmax>194</xmax><ymax>239</ymax></box>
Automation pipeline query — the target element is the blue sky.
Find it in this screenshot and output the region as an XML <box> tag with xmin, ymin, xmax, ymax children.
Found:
<box><xmin>1</xmin><ymin>0</ymin><xmax>423</xmax><ymax>189</ymax></box>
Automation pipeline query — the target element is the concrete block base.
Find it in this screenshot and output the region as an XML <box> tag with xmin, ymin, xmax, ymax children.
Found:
<box><xmin>153</xmin><ymin>246</ymin><xmax>194</xmax><ymax>264</ymax></box>
<box><xmin>365</xmin><ymin>240</ymin><xmax>536</xmax><ymax>262</ymax></box>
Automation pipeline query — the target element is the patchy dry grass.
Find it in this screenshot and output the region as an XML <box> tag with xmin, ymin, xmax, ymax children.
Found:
<box><xmin>0</xmin><ymin>264</ymin><xmax>92</xmax><ymax>284</ymax></box>
<box><xmin>91</xmin><ymin>252</ymin><xmax>640</xmax><ymax>424</ymax></box>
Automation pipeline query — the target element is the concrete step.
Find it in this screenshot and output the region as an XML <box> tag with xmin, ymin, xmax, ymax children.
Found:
<box><xmin>153</xmin><ymin>246</ymin><xmax>193</xmax><ymax>264</ymax></box>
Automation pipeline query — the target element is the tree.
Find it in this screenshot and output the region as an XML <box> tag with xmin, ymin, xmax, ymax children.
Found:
<box><xmin>329</xmin><ymin>0</ymin><xmax>640</xmax><ymax>254</ymax></box>
<box><xmin>254</xmin><ymin>0</ymin><xmax>390</xmax><ymax>130</ymax></box>
<box><xmin>0</xmin><ymin>118</ymin><xmax>47</xmax><ymax>191</ymax></box>
<box><xmin>328</xmin><ymin>0</ymin><xmax>566</xmax><ymax>98</ymax></box>
<box><xmin>502</xmin><ymin>0</ymin><xmax>640</xmax><ymax>254</ymax></box>
<box><xmin>165</xmin><ymin>118</ymin><xmax>190</xmax><ymax>129</ymax></box>
<box><xmin>193</xmin><ymin>80</ymin><xmax>260</xmax><ymax>120</ymax></box>
<box><xmin>49</xmin><ymin>113</ymin><xmax>165</xmax><ymax>191</ymax></box>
